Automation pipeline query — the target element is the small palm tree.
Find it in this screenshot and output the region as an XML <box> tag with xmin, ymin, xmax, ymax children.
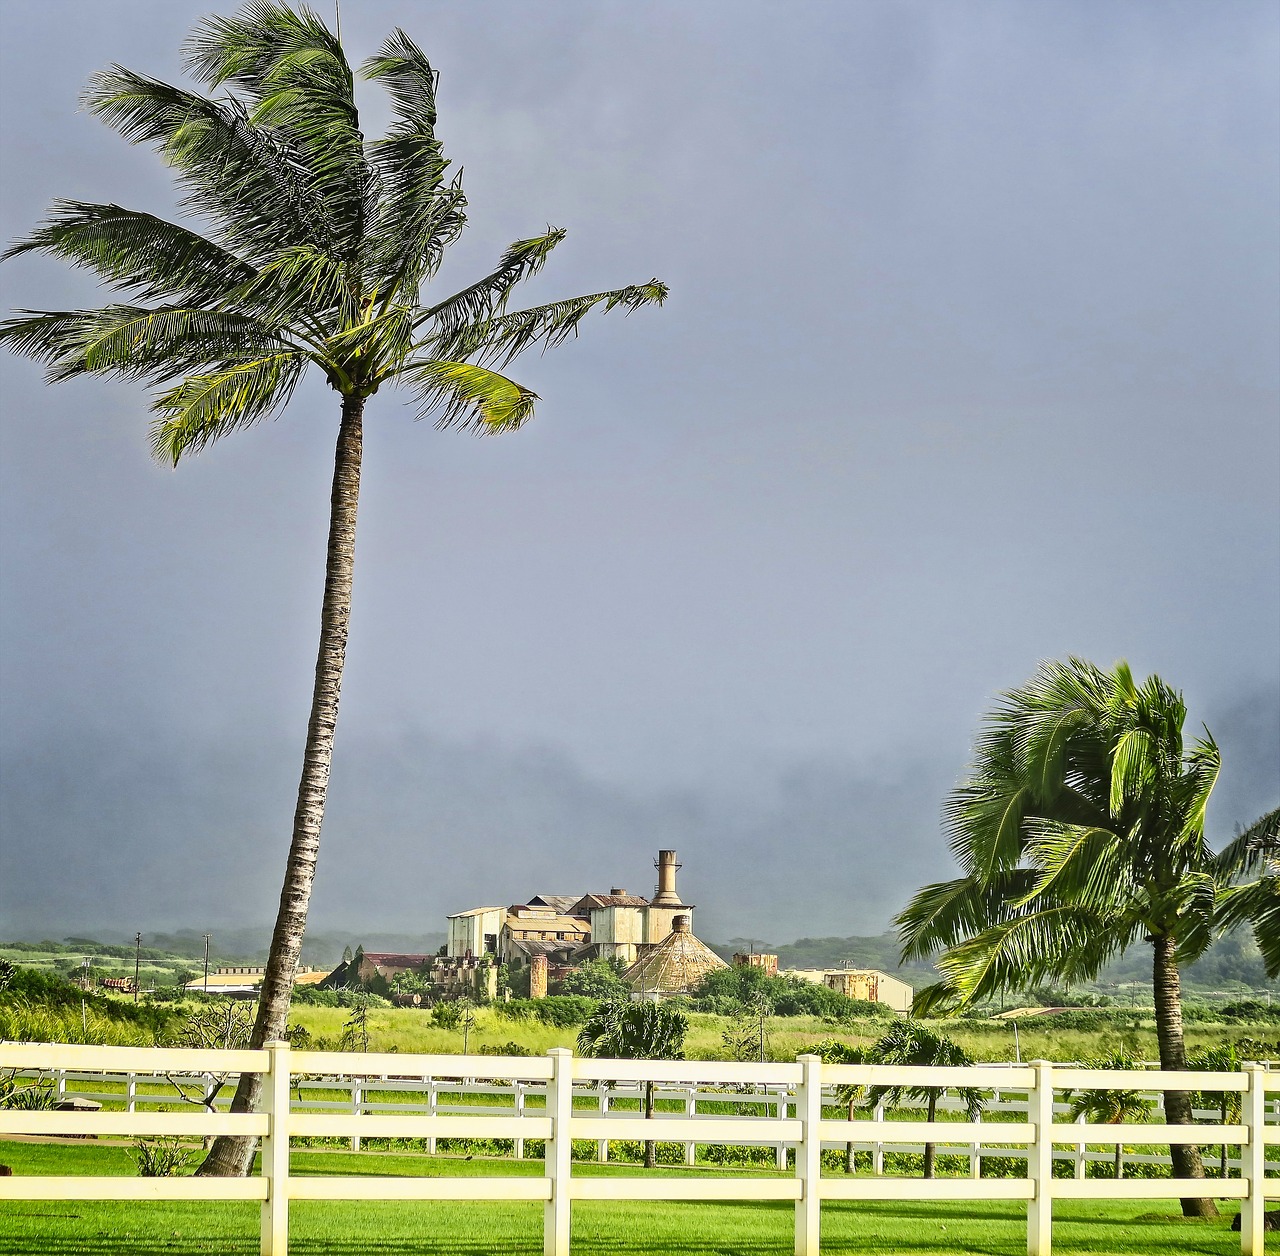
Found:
<box><xmin>813</xmin><ymin>1039</ymin><xmax>866</xmax><ymax>1173</ymax></box>
<box><xmin>896</xmin><ymin>658</ymin><xmax>1221</xmax><ymax>1216</ymax></box>
<box><xmin>578</xmin><ymin>999</ymin><xmax>687</xmax><ymax>1169</ymax></box>
<box><xmin>861</xmin><ymin>1022</ymin><xmax>984</xmax><ymax>1179</ymax></box>
<box><xmin>1065</xmin><ymin>1047</ymin><xmax>1153</xmax><ymax>1179</ymax></box>
<box><xmin>0</xmin><ymin>3</ymin><xmax>665</xmax><ymax>1178</ymax></box>
<box><xmin>1188</xmin><ymin>1041</ymin><xmax>1243</xmax><ymax>1178</ymax></box>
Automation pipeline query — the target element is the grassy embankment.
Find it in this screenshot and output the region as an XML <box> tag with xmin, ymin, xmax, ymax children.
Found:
<box><xmin>0</xmin><ymin>1139</ymin><xmax>1245</xmax><ymax>1256</ymax></box>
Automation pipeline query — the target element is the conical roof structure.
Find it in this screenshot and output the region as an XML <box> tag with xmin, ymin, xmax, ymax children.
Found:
<box><xmin>625</xmin><ymin>915</ymin><xmax>727</xmax><ymax>997</ymax></box>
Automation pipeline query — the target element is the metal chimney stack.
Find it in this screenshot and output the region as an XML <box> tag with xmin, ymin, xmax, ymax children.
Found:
<box><xmin>651</xmin><ymin>849</ymin><xmax>684</xmax><ymax>906</ymax></box>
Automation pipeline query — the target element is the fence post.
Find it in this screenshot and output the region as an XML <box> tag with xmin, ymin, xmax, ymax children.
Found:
<box><xmin>515</xmin><ymin>1082</ymin><xmax>525</xmax><ymax>1160</ymax></box>
<box><xmin>795</xmin><ymin>1054</ymin><xmax>822</xmax><ymax>1256</ymax></box>
<box><xmin>970</xmin><ymin>1109</ymin><xmax>982</xmax><ymax>1179</ymax></box>
<box><xmin>872</xmin><ymin>1099</ymin><xmax>885</xmax><ymax>1175</ymax></box>
<box><xmin>597</xmin><ymin>1083</ymin><xmax>609</xmax><ymax>1163</ymax></box>
<box><xmin>260</xmin><ymin>1040</ymin><xmax>291</xmax><ymax>1256</ymax></box>
<box><xmin>126</xmin><ymin>1071</ymin><xmax>137</xmax><ymax>1114</ymax></box>
<box><xmin>776</xmin><ymin>1089</ymin><xmax>788</xmax><ymax>1171</ymax></box>
<box><xmin>685</xmin><ymin>1086</ymin><xmax>697</xmax><ymax>1165</ymax></box>
<box><xmin>427</xmin><ymin>1079</ymin><xmax>437</xmax><ymax>1154</ymax></box>
<box><xmin>1027</xmin><ymin>1060</ymin><xmax>1054</xmax><ymax>1256</ymax></box>
<box><xmin>544</xmin><ymin>1048</ymin><xmax>572</xmax><ymax>1256</ymax></box>
<box><xmin>55</xmin><ymin>1068</ymin><xmax>66</xmax><ymax>1103</ymax></box>
<box><xmin>1241</xmin><ymin>1063</ymin><xmax>1267</xmax><ymax>1256</ymax></box>
<box><xmin>350</xmin><ymin>1076</ymin><xmax>362</xmax><ymax>1152</ymax></box>
<box><xmin>1073</xmin><ymin>1112</ymin><xmax>1085</xmax><ymax>1180</ymax></box>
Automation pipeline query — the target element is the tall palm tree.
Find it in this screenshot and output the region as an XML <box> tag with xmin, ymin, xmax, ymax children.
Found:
<box><xmin>896</xmin><ymin>658</ymin><xmax>1221</xmax><ymax>1216</ymax></box>
<box><xmin>578</xmin><ymin>999</ymin><xmax>688</xmax><ymax>1169</ymax></box>
<box><xmin>0</xmin><ymin>2</ymin><xmax>665</xmax><ymax>1177</ymax></box>
<box><xmin>860</xmin><ymin>1022</ymin><xmax>984</xmax><ymax>1179</ymax></box>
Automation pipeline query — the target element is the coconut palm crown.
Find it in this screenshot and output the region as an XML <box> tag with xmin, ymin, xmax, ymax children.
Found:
<box><xmin>1</xmin><ymin>4</ymin><xmax>665</xmax><ymax>455</ymax></box>
<box><xmin>0</xmin><ymin>1</ymin><xmax>665</xmax><ymax>1177</ymax></box>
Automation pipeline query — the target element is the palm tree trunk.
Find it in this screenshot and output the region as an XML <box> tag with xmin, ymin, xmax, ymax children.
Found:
<box><xmin>923</xmin><ymin>1090</ymin><xmax>937</xmax><ymax>1179</ymax></box>
<box><xmin>1151</xmin><ymin>931</ymin><xmax>1216</xmax><ymax>1219</ymax></box>
<box><xmin>644</xmin><ymin>1079</ymin><xmax>657</xmax><ymax>1170</ymax></box>
<box><xmin>845</xmin><ymin>1096</ymin><xmax>857</xmax><ymax>1173</ymax></box>
<box><xmin>198</xmin><ymin>396</ymin><xmax>365</xmax><ymax>1177</ymax></box>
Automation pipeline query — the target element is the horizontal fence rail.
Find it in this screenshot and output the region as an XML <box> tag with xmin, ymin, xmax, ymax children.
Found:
<box><xmin>0</xmin><ymin>1041</ymin><xmax>1276</xmax><ymax>1256</ymax></box>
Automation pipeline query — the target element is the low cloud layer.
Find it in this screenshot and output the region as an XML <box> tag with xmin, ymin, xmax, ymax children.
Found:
<box><xmin>3</xmin><ymin>682</ymin><xmax>1274</xmax><ymax>946</ymax></box>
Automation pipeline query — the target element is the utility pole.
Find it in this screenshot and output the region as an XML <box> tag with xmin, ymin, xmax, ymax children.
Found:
<box><xmin>202</xmin><ymin>932</ymin><xmax>212</xmax><ymax>995</ymax></box>
<box><xmin>133</xmin><ymin>932</ymin><xmax>142</xmax><ymax>1003</ymax></box>
<box><xmin>81</xmin><ymin>955</ymin><xmax>92</xmax><ymax>1034</ymax></box>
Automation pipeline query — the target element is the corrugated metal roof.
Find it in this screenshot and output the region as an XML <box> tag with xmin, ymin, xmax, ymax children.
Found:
<box><xmin>624</xmin><ymin>927</ymin><xmax>727</xmax><ymax>995</ymax></box>
<box><xmin>507</xmin><ymin>938</ymin><xmax>581</xmax><ymax>958</ymax></box>
<box><xmin>574</xmin><ymin>893</ymin><xmax>650</xmax><ymax>911</ymax></box>
<box><xmin>527</xmin><ymin>895</ymin><xmax>582</xmax><ymax>913</ymax></box>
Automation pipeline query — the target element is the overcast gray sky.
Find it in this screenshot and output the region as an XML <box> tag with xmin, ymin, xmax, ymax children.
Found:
<box><xmin>1</xmin><ymin>0</ymin><xmax>1276</xmax><ymax>946</ymax></box>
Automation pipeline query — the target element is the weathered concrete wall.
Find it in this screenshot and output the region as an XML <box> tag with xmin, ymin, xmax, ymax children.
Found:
<box><xmin>529</xmin><ymin>954</ymin><xmax>549</xmax><ymax>1000</ymax></box>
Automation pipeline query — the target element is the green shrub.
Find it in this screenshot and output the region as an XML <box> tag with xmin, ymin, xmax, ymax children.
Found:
<box><xmin>558</xmin><ymin>960</ymin><xmax>630</xmax><ymax>1001</ymax></box>
<box><xmin>129</xmin><ymin>1138</ymin><xmax>194</xmax><ymax>1177</ymax></box>
<box><xmin>689</xmin><ymin>967</ymin><xmax>893</xmax><ymax>1020</ymax></box>
<box><xmin>495</xmin><ymin>996</ymin><xmax>598</xmax><ymax>1027</ymax></box>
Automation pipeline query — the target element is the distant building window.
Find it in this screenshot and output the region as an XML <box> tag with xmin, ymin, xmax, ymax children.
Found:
<box><xmin>484</xmin><ymin>934</ymin><xmax>497</xmax><ymax>954</ymax></box>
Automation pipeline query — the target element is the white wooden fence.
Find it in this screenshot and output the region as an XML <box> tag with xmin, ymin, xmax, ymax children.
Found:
<box><xmin>1</xmin><ymin>1041</ymin><xmax>1275</xmax><ymax>1256</ymax></box>
<box><xmin>21</xmin><ymin>1058</ymin><xmax>1275</xmax><ymax>1176</ymax></box>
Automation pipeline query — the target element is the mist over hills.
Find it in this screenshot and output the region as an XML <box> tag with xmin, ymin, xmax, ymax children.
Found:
<box><xmin>3</xmin><ymin>684</ymin><xmax>1274</xmax><ymax>960</ymax></box>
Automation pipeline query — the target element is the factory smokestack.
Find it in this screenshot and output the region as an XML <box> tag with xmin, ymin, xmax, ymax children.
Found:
<box><xmin>651</xmin><ymin>849</ymin><xmax>684</xmax><ymax>907</ymax></box>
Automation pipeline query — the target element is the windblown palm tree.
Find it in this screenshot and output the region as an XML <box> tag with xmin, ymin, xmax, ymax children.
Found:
<box><xmin>896</xmin><ymin>658</ymin><xmax>1220</xmax><ymax>1215</ymax></box>
<box><xmin>0</xmin><ymin>2</ymin><xmax>665</xmax><ymax>1177</ymax></box>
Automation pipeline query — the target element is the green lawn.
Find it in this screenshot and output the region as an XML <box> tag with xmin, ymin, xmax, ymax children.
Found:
<box><xmin>0</xmin><ymin>1139</ymin><xmax>1245</xmax><ymax>1255</ymax></box>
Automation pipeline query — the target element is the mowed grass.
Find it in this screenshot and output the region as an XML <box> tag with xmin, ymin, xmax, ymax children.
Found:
<box><xmin>0</xmin><ymin>1139</ymin><xmax>1244</xmax><ymax>1256</ymax></box>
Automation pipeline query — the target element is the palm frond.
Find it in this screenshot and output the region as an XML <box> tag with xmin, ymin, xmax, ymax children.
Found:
<box><xmin>1016</xmin><ymin>822</ymin><xmax>1128</xmax><ymax>913</ymax></box>
<box><xmin>83</xmin><ymin>66</ymin><xmax>335</xmax><ymax>261</ymax></box>
<box><xmin>363</xmin><ymin>28</ymin><xmax>463</xmax><ymax>295</ymax></box>
<box><xmin>931</xmin><ymin>905</ymin><xmax>1133</xmax><ymax>1008</ymax></box>
<box><xmin>329</xmin><ymin>306</ymin><xmax>416</xmax><ymax>384</ymax></box>
<box><xmin>229</xmin><ymin>244</ymin><xmax>351</xmax><ymax>330</ymax></box>
<box><xmin>150</xmin><ymin>349</ymin><xmax>305</xmax><ymax>463</ymax></box>
<box><xmin>430</xmin><ymin>281</ymin><xmax>668</xmax><ymax>368</ymax></box>
<box><xmin>423</xmin><ymin>228</ymin><xmax>567</xmax><ymax>332</ymax></box>
<box><xmin>3</xmin><ymin>201</ymin><xmax>256</xmax><ymax>307</ymax></box>
<box><xmin>1216</xmin><ymin>807</ymin><xmax>1280</xmax><ymax>877</ymax></box>
<box><xmin>1109</xmin><ymin>727</ymin><xmax>1156</xmax><ymax>816</ymax></box>
<box><xmin>183</xmin><ymin>1</ymin><xmax>370</xmax><ymax>256</ymax></box>
<box><xmin>1170</xmin><ymin>871</ymin><xmax>1218</xmax><ymax>965</ymax></box>
<box><xmin>0</xmin><ymin>305</ymin><xmax>292</xmax><ymax>386</ymax></box>
<box><xmin>895</xmin><ymin>869</ymin><xmax>1038</xmax><ymax>961</ymax></box>
<box><xmin>402</xmin><ymin>359</ymin><xmax>538</xmax><ymax>433</ymax></box>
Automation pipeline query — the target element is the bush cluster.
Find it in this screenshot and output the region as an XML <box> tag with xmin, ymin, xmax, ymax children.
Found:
<box><xmin>689</xmin><ymin>967</ymin><xmax>893</xmax><ymax>1021</ymax></box>
<box><xmin>495</xmin><ymin>996</ymin><xmax>598</xmax><ymax>1027</ymax></box>
<box><xmin>1</xmin><ymin>965</ymin><xmax>175</xmax><ymax>1034</ymax></box>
